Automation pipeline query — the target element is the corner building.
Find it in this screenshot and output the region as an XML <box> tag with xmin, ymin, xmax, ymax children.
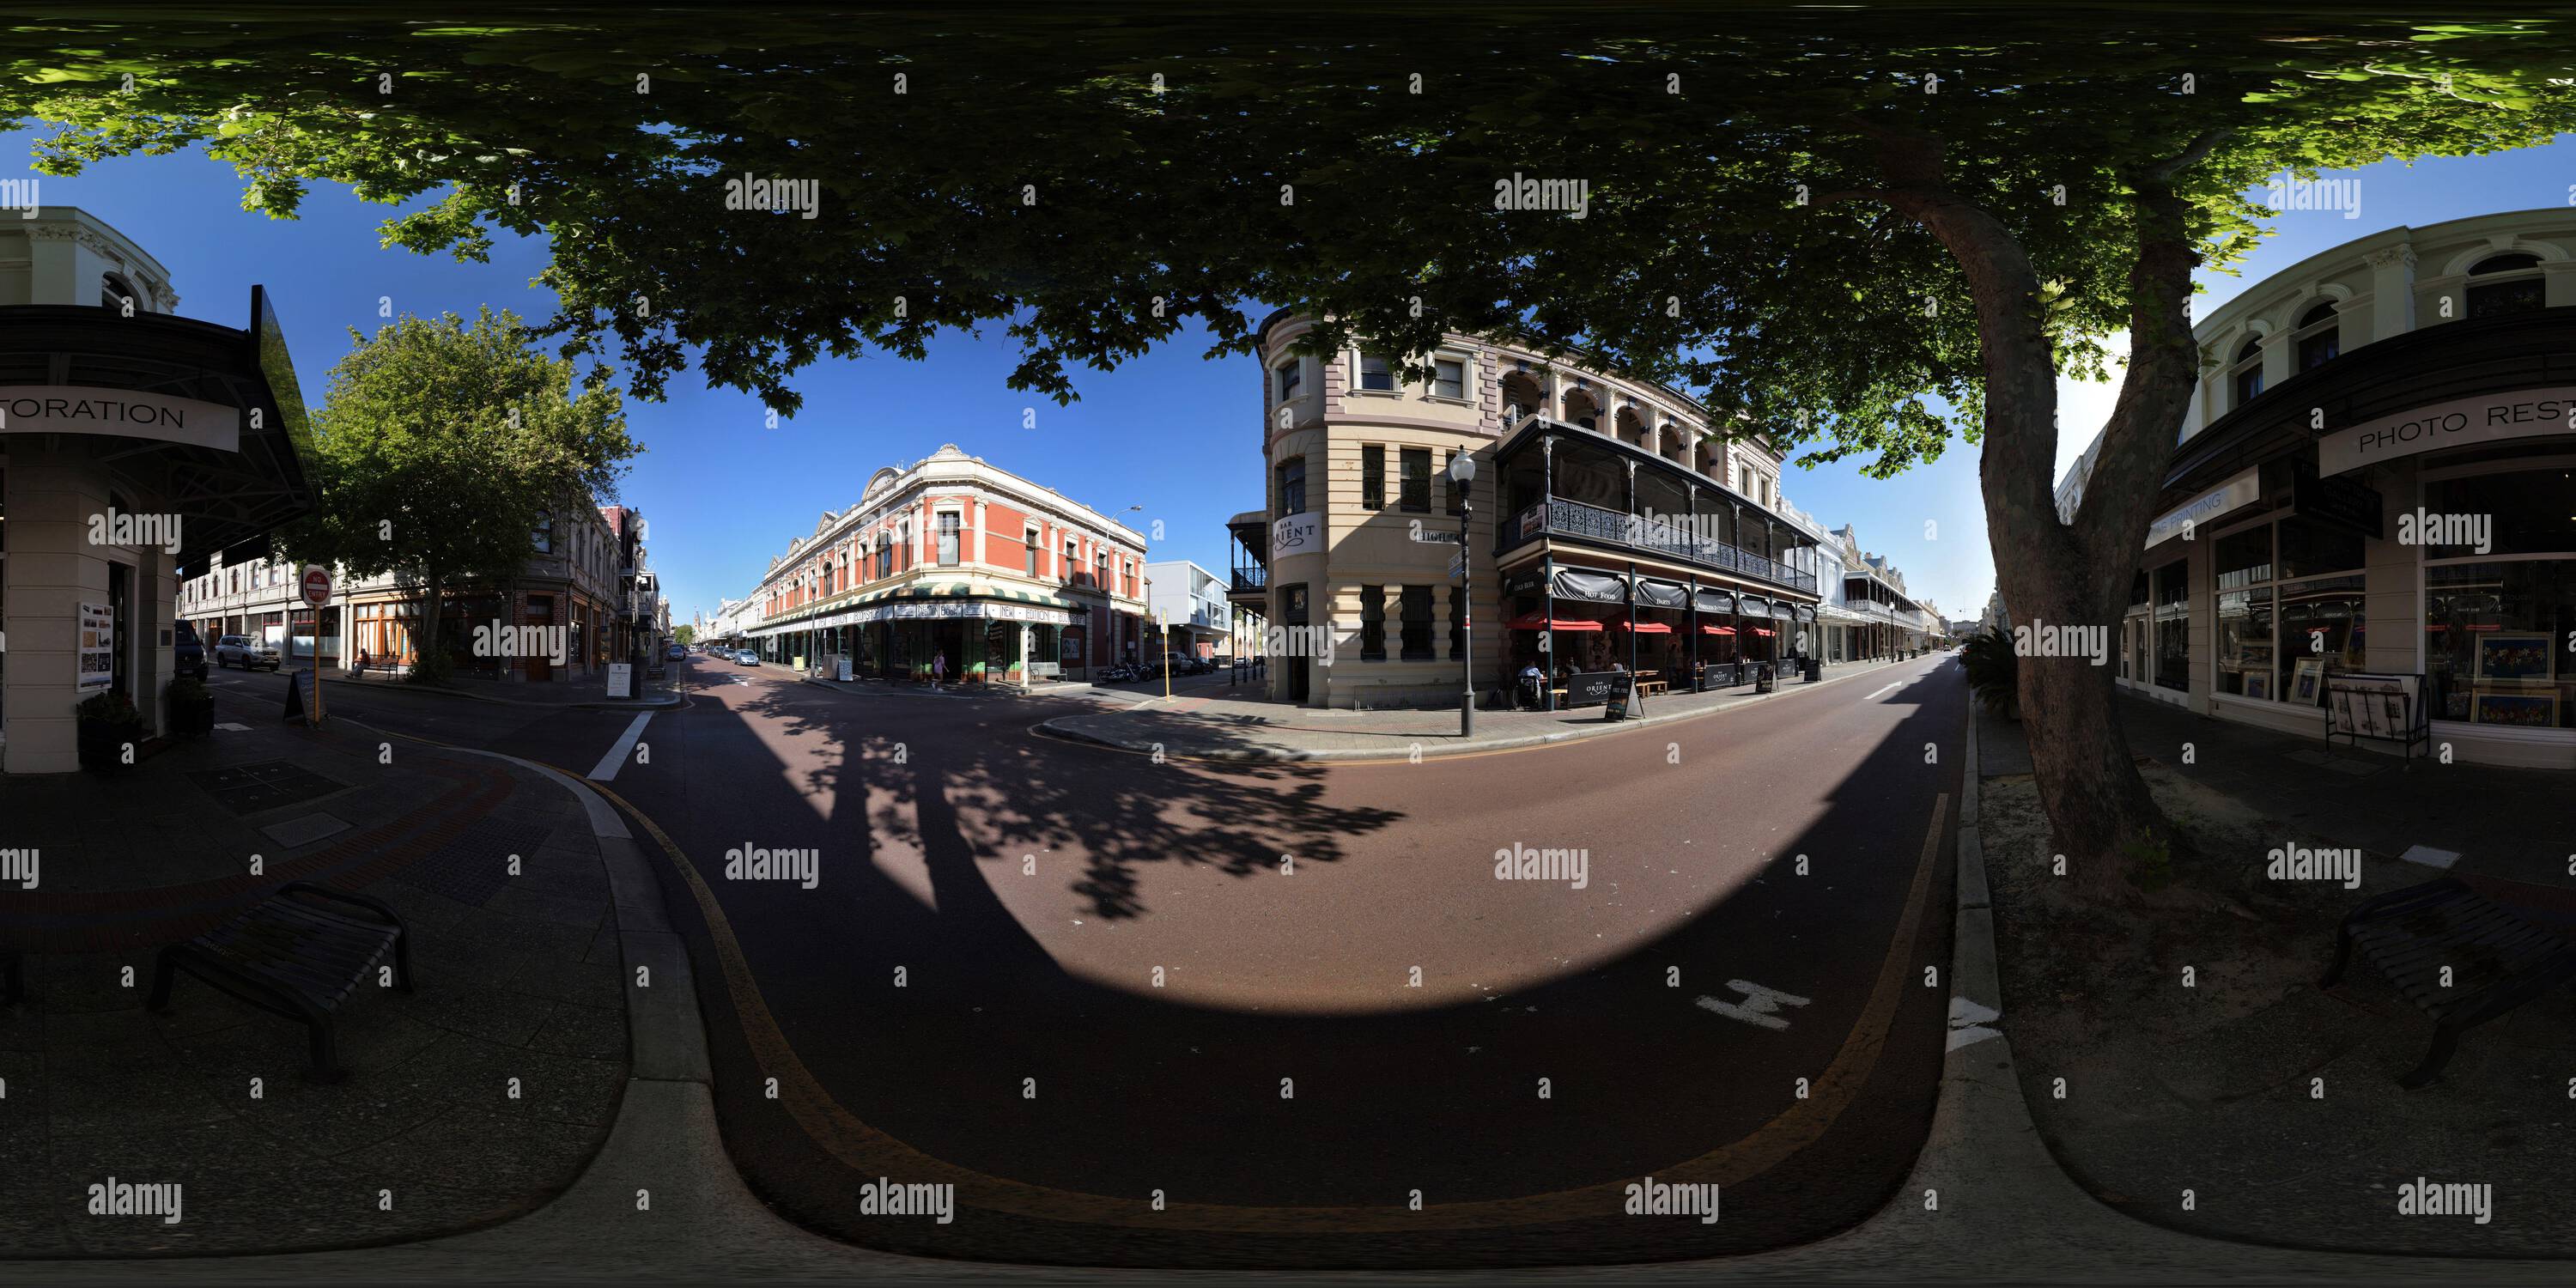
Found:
<box><xmin>1231</xmin><ymin>312</ymin><xmax>1824</xmax><ymax>709</ymax></box>
<box><xmin>2060</xmin><ymin>208</ymin><xmax>2576</xmax><ymax>767</ymax></box>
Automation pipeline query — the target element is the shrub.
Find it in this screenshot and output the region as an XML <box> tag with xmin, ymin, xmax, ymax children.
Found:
<box><xmin>2123</xmin><ymin>829</ymin><xmax>2174</xmax><ymax>892</ymax></box>
<box><xmin>167</xmin><ymin>675</ymin><xmax>210</xmax><ymax>702</ymax></box>
<box><xmin>1960</xmin><ymin>627</ymin><xmax>2020</xmax><ymax>716</ymax></box>
<box><xmin>76</xmin><ymin>690</ymin><xmax>139</xmax><ymax>723</ymax></box>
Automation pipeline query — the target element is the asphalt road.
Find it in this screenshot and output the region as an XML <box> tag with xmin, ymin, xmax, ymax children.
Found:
<box><xmin>265</xmin><ymin>653</ymin><xmax>1965</xmax><ymax>1269</ymax></box>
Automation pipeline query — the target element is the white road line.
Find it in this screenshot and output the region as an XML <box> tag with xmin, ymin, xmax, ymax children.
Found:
<box><xmin>1862</xmin><ymin>681</ymin><xmax>1905</xmax><ymax>701</ymax></box>
<box><xmin>589</xmin><ymin>711</ymin><xmax>653</xmax><ymax>782</ymax></box>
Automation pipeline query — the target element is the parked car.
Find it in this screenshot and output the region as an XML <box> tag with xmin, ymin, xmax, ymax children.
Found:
<box><xmin>736</xmin><ymin>650</ymin><xmax>761</xmax><ymax>665</ymax></box>
<box><xmin>213</xmin><ymin>634</ymin><xmax>281</xmax><ymax>671</ymax></box>
<box><xmin>1163</xmin><ymin>651</ymin><xmax>1213</xmax><ymax>677</ymax></box>
<box><xmin>666</xmin><ymin>643</ymin><xmax>688</xmax><ymax>661</ymax></box>
<box><xmin>173</xmin><ymin>623</ymin><xmax>210</xmax><ymax>679</ymax></box>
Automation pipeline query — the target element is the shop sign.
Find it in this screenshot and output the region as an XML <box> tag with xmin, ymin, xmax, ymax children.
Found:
<box><xmin>0</xmin><ymin>386</ymin><xmax>242</xmax><ymax>453</ymax></box>
<box><xmin>854</xmin><ymin>600</ymin><xmax>1072</xmax><ymax>626</ymax></box>
<box><xmin>77</xmin><ymin>602</ymin><xmax>112</xmax><ymax>691</ymax></box>
<box><xmin>606</xmin><ymin>663</ymin><xmax>633</xmax><ymax>699</ymax></box>
<box><xmin>2146</xmin><ymin>466</ymin><xmax>2261</xmax><ymax>548</ymax></box>
<box><xmin>1271</xmin><ymin>511</ymin><xmax>1321</xmax><ymax>559</ymax></box>
<box><xmin>2318</xmin><ymin>388</ymin><xmax>2576</xmax><ymax>477</ymax></box>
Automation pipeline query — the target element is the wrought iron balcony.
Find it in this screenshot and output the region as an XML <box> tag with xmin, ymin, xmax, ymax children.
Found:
<box><xmin>1230</xmin><ymin>566</ymin><xmax>1267</xmax><ymax>592</ymax></box>
<box><xmin>1500</xmin><ymin>497</ymin><xmax>1820</xmax><ymax>596</ymax></box>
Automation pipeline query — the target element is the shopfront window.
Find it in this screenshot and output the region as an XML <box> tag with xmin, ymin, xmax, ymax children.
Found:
<box><xmin>2422</xmin><ymin>465</ymin><xmax>2576</xmax><ymax>558</ymax></box>
<box><xmin>2426</xmin><ymin>561</ymin><xmax>2576</xmax><ymax>729</ymax></box>
<box><xmin>2215</xmin><ymin>588</ymin><xmax>2275</xmax><ymax>697</ymax></box>
<box><xmin>2151</xmin><ymin>560</ymin><xmax>2190</xmax><ymax>691</ymax></box>
<box><xmin>2277</xmin><ymin>515</ymin><xmax>2365</xmax><ymax>580</ymax></box>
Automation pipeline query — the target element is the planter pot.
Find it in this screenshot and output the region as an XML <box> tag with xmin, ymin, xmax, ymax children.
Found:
<box><xmin>77</xmin><ymin>717</ymin><xmax>143</xmax><ymax>771</ymax></box>
<box><xmin>171</xmin><ymin>695</ymin><xmax>216</xmax><ymax>738</ymax></box>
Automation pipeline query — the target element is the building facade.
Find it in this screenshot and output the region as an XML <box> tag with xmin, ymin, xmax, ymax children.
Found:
<box><xmin>2058</xmin><ymin>208</ymin><xmax>2576</xmax><ymax>768</ymax></box>
<box><xmin>1144</xmin><ymin>559</ymin><xmax>1230</xmax><ymax>659</ymax></box>
<box><xmin>1231</xmin><ymin>313</ymin><xmax>1826</xmax><ymax>709</ymax></box>
<box><xmin>0</xmin><ymin>208</ymin><xmax>316</xmax><ymax>772</ymax></box>
<box><xmin>740</xmin><ymin>444</ymin><xmax>1150</xmax><ymax>685</ymax></box>
<box><xmin>182</xmin><ymin>496</ymin><xmax>629</xmax><ymax>684</ymax></box>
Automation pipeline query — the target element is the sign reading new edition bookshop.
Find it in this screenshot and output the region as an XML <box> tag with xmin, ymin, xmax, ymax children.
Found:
<box><xmin>2318</xmin><ymin>388</ymin><xmax>2576</xmax><ymax>477</ymax></box>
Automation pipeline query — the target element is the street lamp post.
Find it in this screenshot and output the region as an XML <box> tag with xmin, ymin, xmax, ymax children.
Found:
<box><xmin>1448</xmin><ymin>452</ymin><xmax>1478</xmax><ymax>738</ymax></box>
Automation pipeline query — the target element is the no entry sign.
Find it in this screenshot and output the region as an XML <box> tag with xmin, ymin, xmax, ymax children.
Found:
<box><xmin>301</xmin><ymin>565</ymin><xmax>332</xmax><ymax>607</ymax></box>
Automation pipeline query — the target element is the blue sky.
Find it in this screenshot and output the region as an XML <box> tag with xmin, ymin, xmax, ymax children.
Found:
<box><xmin>12</xmin><ymin>128</ymin><xmax>2572</xmax><ymax>625</ymax></box>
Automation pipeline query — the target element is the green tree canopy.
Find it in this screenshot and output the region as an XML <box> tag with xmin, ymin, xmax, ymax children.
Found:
<box><xmin>284</xmin><ymin>306</ymin><xmax>636</xmax><ymax>681</ymax></box>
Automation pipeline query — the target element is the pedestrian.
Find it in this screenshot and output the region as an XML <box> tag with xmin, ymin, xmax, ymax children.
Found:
<box><xmin>931</xmin><ymin>649</ymin><xmax>946</xmax><ymax>690</ymax></box>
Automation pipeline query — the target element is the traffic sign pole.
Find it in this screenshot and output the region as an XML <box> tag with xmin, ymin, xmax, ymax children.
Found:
<box><xmin>301</xmin><ymin>565</ymin><xmax>333</xmax><ymax>725</ymax></box>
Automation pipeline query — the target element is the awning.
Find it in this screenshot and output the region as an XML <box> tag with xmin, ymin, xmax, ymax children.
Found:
<box><xmin>1633</xmin><ymin>578</ymin><xmax>1689</xmax><ymax>610</ymax></box>
<box><xmin>1508</xmin><ymin>613</ymin><xmax>1605</xmax><ymax>631</ymax></box>
<box><xmin>1738</xmin><ymin>595</ymin><xmax>1773</xmax><ymax>618</ymax></box>
<box><xmin>1794</xmin><ymin>605</ymin><xmax>1817</xmax><ymax>623</ymax></box>
<box><xmin>1693</xmin><ymin>587</ymin><xmax>1736</xmax><ymax>616</ymax></box>
<box><xmin>1551</xmin><ymin>568</ymin><xmax>1631</xmax><ymax>605</ymax></box>
<box><xmin>1703</xmin><ymin>625</ymin><xmax>1736</xmax><ymax>635</ymax></box>
<box><xmin>1766</xmin><ymin>598</ymin><xmax>1795</xmax><ymax>619</ymax></box>
<box><xmin>1751</xmin><ymin>627</ymin><xmax>1777</xmax><ymax>636</ymax></box>
<box><xmin>1616</xmin><ymin>621</ymin><xmax>1673</xmax><ymax>633</ymax></box>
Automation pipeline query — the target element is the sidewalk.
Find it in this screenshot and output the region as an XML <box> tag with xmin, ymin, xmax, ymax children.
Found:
<box><xmin>333</xmin><ymin>665</ymin><xmax>683</xmax><ymax>710</ymax></box>
<box><xmin>1976</xmin><ymin>688</ymin><xmax>2576</xmax><ymax>1256</ymax></box>
<box><xmin>1037</xmin><ymin>654</ymin><xmax>1934</xmax><ymax>761</ymax></box>
<box><xmin>0</xmin><ymin>696</ymin><xmax>629</xmax><ymax>1255</ymax></box>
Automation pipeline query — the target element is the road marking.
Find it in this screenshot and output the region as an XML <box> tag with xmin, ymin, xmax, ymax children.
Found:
<box><xmin>1697</xmin><ymin>980</ymin><xmax>1813</xmax><ymax>1030</ymax></box>
<box><xmin>1862</xmin><ymin>681</ymin><xmax>1905</xmax><ymax>700</ymax></box>
<box><xmin>1947</xmin><ymin>996</ymin><xmax>2002</xmax><ymax>1051</ymax></box>
<box><xmin>588</xmin><ymin>711</ymin><xmax>653</xmax><ymax>781</ymax></box>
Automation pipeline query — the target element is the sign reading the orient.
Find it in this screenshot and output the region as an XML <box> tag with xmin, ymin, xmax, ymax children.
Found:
<box><xmin>2318</xmin><ymin>388</ymin><xmax>2576</xmax><ymax>477</ymax></box>
<box><xmin>1271</xmin><ymin>511</ymin><xmax>1320</xmax><ymax>560</ymax></box>
<box><xmin>0</xmin><ymin>386</ymin><xmax>243</xmax><ymax>452</ymax></box>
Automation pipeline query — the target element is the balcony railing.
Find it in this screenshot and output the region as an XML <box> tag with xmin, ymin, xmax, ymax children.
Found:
<box><xmin>1230</xmin><ymin>566</ymin><xmax>1267</xmax><ymax>592</ymax></box>
<box><xmin>1500</xmin><ymin>497</ymin><xmax>1820</xmax><ymax>596</ymax></box>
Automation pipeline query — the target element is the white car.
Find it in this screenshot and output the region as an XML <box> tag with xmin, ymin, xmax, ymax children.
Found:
<box><xmin>213</xmin><ymin>634</ymin><xmax>282</xmax><ymax>671</ymax></box>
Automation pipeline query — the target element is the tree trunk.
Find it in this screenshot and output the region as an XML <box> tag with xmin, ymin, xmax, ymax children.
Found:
<box><xmin>1871</xmin><ymin>125</ymin><xmax>2212</xmax><ymax>898</ymax></box>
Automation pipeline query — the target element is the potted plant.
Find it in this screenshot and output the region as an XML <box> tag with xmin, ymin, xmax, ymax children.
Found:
<box><xmin>1961</xmin><ymin>628</ymin><xmax>2021</xmax><ymax>720</ymax></box>
<box><xmin>167</xmin><ymin>674</ymin><xmax>216</xmax><ymax>738</ymax></box>
<box><xmin>76</xmin><ymin>690</ymin><xmax>143</xmax><ymax>771</ymax></box>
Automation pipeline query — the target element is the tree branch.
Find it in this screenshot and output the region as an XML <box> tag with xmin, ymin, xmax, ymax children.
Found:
<box><xmin>2144</xmin><ymin>126</ymin><xmax>2231</xmax><ymax>183</ymax></box>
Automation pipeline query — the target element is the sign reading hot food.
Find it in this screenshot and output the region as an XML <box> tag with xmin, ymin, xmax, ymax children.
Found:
<box><xmin>2318</xmin><ymin>389</ymin><xmax>2576</xmax><ymax>477</ymax></box>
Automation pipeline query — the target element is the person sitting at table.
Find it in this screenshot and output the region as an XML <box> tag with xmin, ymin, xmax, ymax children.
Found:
<box><xmin>1517</xmin><ymin>659</ymin><xmax>1545</xmax><ymax>708</ymax></box>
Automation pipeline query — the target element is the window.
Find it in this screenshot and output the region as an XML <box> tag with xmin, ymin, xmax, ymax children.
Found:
<box><xmin>2468</xmin><ymin>252</ymin><xmax>2546</xmax><ymax>319</ymax></box>
<box><xmin>2214</xmin><ymin>524</ymin><xmax>2272</xmax><ymax>592</ymax></box>
<box><xmin>2277</xmin><ymin>515</ymin><xmax>2364</xmax><ymax>580</ymax></box>
<box><xmin>1096</xmin><ymin>551</ymin><xmax>1109</xmax><ymax>591</ymax></box>
<box><xmin>878</xmin><ymin>540</ymin><xmax>894</xmax><ymax>579</ymax></box>
<box><xmin>1026</xmin><ymin>527</ymin><xmax>1042</xmax><ymax>576</ymax></box>
<box><xmin>2422</xmin><ymin>465</ymin><xmax>2576</xmax><ymax>557</ymax></box>
<box><xmin>1360</xmin><ymin>585</ymin><xmax>1387</xmax><ymax>660</ymax></box>
<box><xmin>896</xmin><ymin>522</ymin><xmax>910</xmax><ymax>570</ymax></box>
<box><xmin>533</xmin><ymin>512</ymin><xmax>555</xmax><ymax>554</ymax></box>
<box><xmin>1275</xmin><ymin>359</ymin><xmax>1302</xmax><ymax>403</ymax></box>
<box><xmin>101</xmin><ymin>272</ymin><xmax>135</xmax><ymax>311</ymax></box>
<box><xmin>2232</xmin><ymin>335</ymin><xmax>2264</xmax><ymax>405</ymax></box>
<box><xmin>1400</xmin><ymin>447</ymin><xmax>1431</xmax><ymax>513</ymax></box>
<box><xmin>937</xmin><ymin>513</ymin><xmax>961</xmax><ymax>565</ymax></box>
<box><xmin>2427</xmin><ymin>559</ymin><xmax>2576</xmax><ymax>729</ymax></box>
<box><xmin>2152</xmin><ymin>560</ymin><xmax>2190</xmax><ymax>692</ymax></box>
<box><xmin>2215</xmin><ymin>587</ymin><xmax>2275</xmax><ymax>697</ymax></box>
<box><xmin>2295</xmin><ymin>301</ymin><xmax>2339</xmax><ymax>370</ymax></box>
<box><xmin>1358</xmin><ymin>354</ymin><xmax>1395</xmax><ymax>392</ymax></box>
<box><xmin>1433</xmin><ymin>357</ymin><xmax>1466</xmax><ymax>400</ymax></box>
<box><xmin>1063</xmin><ymin>538</ymin><xmax>1077</xmax><ymax>580</ymax></box>
<box><xmin>1277</xmin><ymin>457</ymin><xmax>1307</xmax><ymax>514</ymax></box>
<box><xmin>1362</xmin><ymin>445</ymin><xmax>1385</xmax><ymax>509</ymax></box>
<box><xmin>1449</xmin><ymin>585</ymin><xmax>1467</xmax><ymax>659</ymax></box>
<box><xmin>1400</xmin><ymin>586</ymin><xmax>1433</xmax><ymax>659</ymax></box>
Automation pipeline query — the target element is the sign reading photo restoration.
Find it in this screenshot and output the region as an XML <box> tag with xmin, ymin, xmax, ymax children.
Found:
<box><xmin>0</xmin><ymin>386</ymin><xmax>242</xmax><ymax>453</ymax></box>
<box><xmin>2318</xmin><ymin>388</ymin><xmax>2576</xmax><ymax>477</ymax></box>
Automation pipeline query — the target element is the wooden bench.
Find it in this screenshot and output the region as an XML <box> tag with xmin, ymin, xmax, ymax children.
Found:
<box><xmin>1635</xmin><ymin>679</ymin><xmax>1668</xmax><ymax>696</ymax></box>
<box><xmin>2321</xmin><ymin>876</ymin><xmax>2576</xmax><ymax>1088</ymax></box>
<box><xmin>148</xmin><ymin>883</ymin><xmax>412</xmax><ymax>1082</ymax></box>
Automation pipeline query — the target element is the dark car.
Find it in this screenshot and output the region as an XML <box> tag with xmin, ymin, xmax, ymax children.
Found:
<box><xmin>173</xmin><ymin>623</ymin><xmax>209</xmax><ymax>679</ymax></box>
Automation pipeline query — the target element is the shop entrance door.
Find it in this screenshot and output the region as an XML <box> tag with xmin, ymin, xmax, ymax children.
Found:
<box><xmin>1284</xmin><ymin>584</ymin><xmax>1310</xmax><ymax>703</ymax></box>
<box><xmin>526</xmin><ymin>597</ymin><xmax>556</xmax><ymax>682</ymax></box>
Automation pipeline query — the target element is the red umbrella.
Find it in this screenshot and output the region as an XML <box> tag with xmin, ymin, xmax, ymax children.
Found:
<box><xmin>1701</xmin><ymin>625</ymin><xmax>1736</xmax><ymax>635</ymax></box>
<box><xmin>1751</xmin><ymin>627</ymin><xmax>1776</xmax><ymax>637</ymax></box>
<box><xmin>1617</xmin><ymin>621</ymin><xmax>1674</xmax><ymax>633</ymax></box>
<box><xmin>1507</xmin><ymin>613</ymin><xmax>1604</xmax><ymax>631</ymax></box>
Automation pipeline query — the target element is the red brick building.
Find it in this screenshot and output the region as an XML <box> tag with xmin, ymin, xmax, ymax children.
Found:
<box><xmin>741</xmin><ymin>445</ymin><xmax>1150</xmax><ymax>684</ymax></box>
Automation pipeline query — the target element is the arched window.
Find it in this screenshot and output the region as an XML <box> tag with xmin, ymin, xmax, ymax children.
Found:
<box><xmin>2231</xmin><ymin>335</ymin><xmax>2265</xmax><ymax>406</ymax></box>
<box><xmin>2468</xmin><ymin>252</ymin><xmax>2545</xmax><ymax>319</ymax></box>
<box><xmin>2295</xmin><ymin>300</ymin><xmax>2340</xmax><ymax>370</ymax></box>
<box><xmin>100</xmin><ymin>272</ymin><xmax>136</xmax><ymax>312</ymax></box>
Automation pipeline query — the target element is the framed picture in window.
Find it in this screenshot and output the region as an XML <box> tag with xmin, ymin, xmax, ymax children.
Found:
<box><xmin>2242</xmin><ymin>671</ymin><xmax>2271</xmax><ymax>701</ymax></box>
<box><xmin>2474</xmin><ymin>690</ymin><xmax>2559</xmax><ymax>727</ymax></box>
<box><xmin>2475</xmin><ymin>633</ymin><xmax>2554</xmax><ymax>683</ymax></box>
<box><xmin>2290</xmin><ymin>657</ymin><xmax>2328</xmax><ymax>707</ymax></box>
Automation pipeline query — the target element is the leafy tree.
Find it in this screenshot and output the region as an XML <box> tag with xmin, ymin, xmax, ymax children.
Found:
<box><xmin>283</xmin><ymin>307</ymin><xmax>636</xmax><ymax>683</ymax></box>
<box><xmin>674</xmin><ymin>623</ymin><xmax>696</xmax><ymax>646</ymax></box>
<box><xmin>16</xmin><ymin>8</ymin><xmax>2576</xmax><ymax>893</ymax></box>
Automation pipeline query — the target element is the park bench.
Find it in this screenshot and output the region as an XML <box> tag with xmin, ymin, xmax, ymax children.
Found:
<box><xmin>2321</xmin><ymin>876</ymin><xmax>2576</xmax><ymax>1089</ymax></box>
<box><xmin>148</xmin><ymin>882</ymin><xmax>412</xmax><ymax>1082</ymax></box>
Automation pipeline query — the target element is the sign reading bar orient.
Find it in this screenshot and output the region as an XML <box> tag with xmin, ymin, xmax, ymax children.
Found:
<box><xmin>2318</xmin><ymin>388</ymin><xmax>2576</xmax><ymax>477</ymax></box>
